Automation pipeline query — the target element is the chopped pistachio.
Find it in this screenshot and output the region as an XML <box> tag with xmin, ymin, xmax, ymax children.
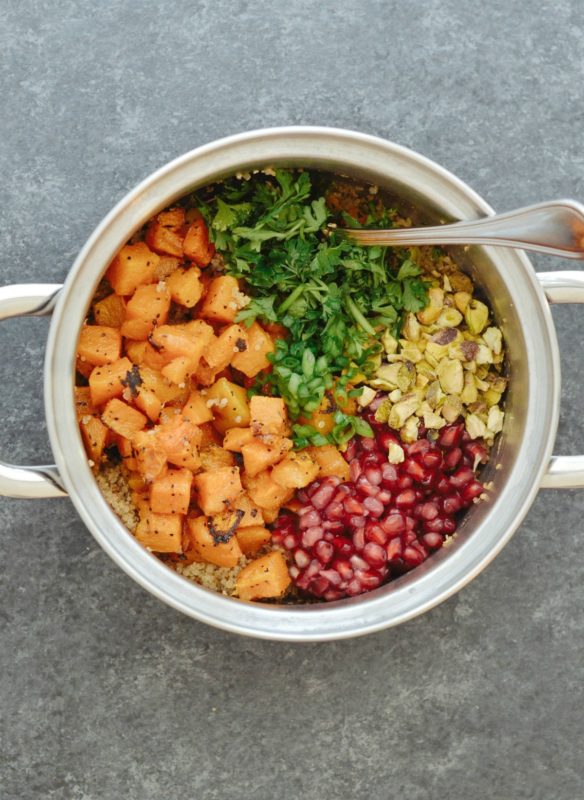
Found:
<box><xmin>465</xmin><ymin>413</ymin><xmax>487</xmax><ymax>439</ymax></box>
<box><xmin>449</xmin><ymin>271</ymin><xmax>473</xmax><ymax>293</ymax></box>
<box><xmin>483</xmin><ymin>326</ymin><xmax>503</xmax><ymax>355</ymax></box>
<box><xmin>417</xmin><ymin>287</ymin><xmax>444</xmax><ymax>324</ymax></box>
<box><xmin>426</xmin><ymin>380</ymin><xmax>445</xmax><ymax>409</ymax></box>
<box><xmin>475</xmin><ymin>343</ymin><xmax>494</xmax><ymax>365</ymax></box>
<box><xmin>442</xmin><ymin>394</ymin><xmax>463</xmax><ymax>422</ymax></box>
<box><xmin>465</xmin><ymin>299</ymin><xmax>489</xmax><ymax>335</ymax></box>
<box><xmin>438</xmin><ymin>307</ymin><xmax>463</xmax><ymax>328</ymax></box>
<box><xmin>381</xmin><ymin>329</ymin><xmax>398</xmax><ymax>355</ymax></box>
<box><xmin>397</xmin><ymin>362</ymin><xmax>416</xmax><ymax>392</ymax></box>
<box><xmin>483</xmin><ymin>388</ymin><xmax>502</xmax><ymax>407</ymax></box>
<box><xmin>443</xmin><ymin>274</ymin><xmax>453</xmax><ymax>292</ymax></box>
<box><xmin>388</xmin><ymin>441</ymin><xmax>405</xmax><ymax>464</ymax></box>
<box><xmin>357</xmin><ymin>386</ymin><xmax>377</xmax><ymax>407</ymax></box>
<box><xmin>371</xmin><ymin>363</ymin><xmax>402</xmax><ymax>390</ymax></box>
<box><xmin>426</xmin><ymin>341</ymin><xmax>450</xmax><ymax>362</ymax></box>
<box><xmin>374</xmin><ymin>398</ymin><xmax>392</xmax><ymax>423</ymax></box>
<box><xmin>460</xmin><ymin>372</ymin><xmax>478</xmax><ymax>404</ymax></box>
<box><xmin>398</xmin><ymin>342</ymin><xmax>424</xmax><ymax>364</ymax></box>
<box><xmin>454</xmin><ymin>291</ymin><xmax>472</xmax><ymax>313</ymax></box>
<box><xmin>388</xmin><ymin>388</ymin><xmax>402</xmax><ymax>402</ymax></box>
<box><xmin>423</xmin><ymin>408</ymin><xmax>446</xmax><ymax>429</ymax></box>
<box><xmin>487</xmin><ymin>405</ymin><xmax>505</xmax><ymax>434</ymax></box>
<box><xmin>388</xmin><ymin>393</ymin><xmax>419</xmax><ymax>429</ymax></box>
<box><xmin>403</xmin><ymin>312</ymin><xmax>421</xmax><ymax>342</ymax></box>
<box><xmin>437</xmin><ymin>358</ymin><xmax>464</xmax><ymax>395</ymax></box>
<box><xmin>400</xmin><ymin>415</ymin><xmax>420</xmax><ymax>442</ymax></box>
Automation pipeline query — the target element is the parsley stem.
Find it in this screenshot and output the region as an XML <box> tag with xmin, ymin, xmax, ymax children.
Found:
<box><xmin>344</xmin><ymin>296</ymin><xmax>376</xmax><ymax>336</ymax></box>
<box><xmin>277</xmin><ymin>284</ymin><xmax>305</xmax><ymax>315</ymax></box>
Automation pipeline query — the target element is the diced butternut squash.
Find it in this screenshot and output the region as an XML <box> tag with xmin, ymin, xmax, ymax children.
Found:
<box><xmin>250</xmin><ymin>395</ymin><xmax>289</xmax><ymax>437</ymax></box>
<box><xmin>120</xmin><ymin>283</ymin><xmax>171</xmax><ymax>341</ymax></box>
<box><xmin>222</xmin><ymin>427</ymin><xmax>254</xmax><ymax>452</ymax></box>
<box><xmin>166</xmin><ymin>266</ymin><xmax>204</xmax><ymax>308</ymax></box>
<box><xmin>74</xmin><ymin>386</ymin><xmax>95</xmax><ymax>419</ymax></box>
<box><xmin>89</xmin><ymin>357</ymin><xmax>134</xmax><ymax>406</ymax></box>
<box><xmin>209</xmin><ymin>494</ymin><xmax>264</xmax><ymax>537</ymax></box>
<box><xmin>193</xmin><ymin>359</ymin><xmax>218</xmax><ymax>387</ymax></box>
<box><xmin>183</xmin><ymin>212</ymin><xmax>215</xmax><ymax>267</ymax></box>
<box><xmin>182</xmin><ymin>390</ymin><xmax>214</xmax><ymax>425</ymax></box>
<box><xmin>112</xmin><ymin>433</ymin><xmax>136</xmax><ymax>470</ymax></box>
<box><xmin>271</xmin><ymin>451</ymin><xmax>320</xmax><ymax>489</ymax></box>
<box><xmin>308</xmin><ymin>444</ymin><xmax>350</xmax><ymax>482</ymax></box>
<box><xmin>132</xmin><ymin>431</ymin><xmax>168</xmax><ymax>482</ymax></box>
<box><xmin>198</xmin><ymin>422</ymin><xmax>222</xmax><ymax>447</ymax></box>
<box><xmin>145</xmin><ymin>209</ymin><xmax>185</xmax><ymax>257</ymax></box>
<box><xmin>206</xmin><ymin>377</ymin><xmax>250</xmax><ymax>433</ymax></box>
<box><xmin>204</xmin><ymin>324</ymin><xmax>248</xmax><ymax>372</ymax></box>
<box><xmin>158</xmin><ymin>208</ymin><xmax>185</xmax><ymax>228</ymax></box>
<box><xmin>80</xmin><ymin>416</ymin><xmax>109</xmax><ymax>464</ymax></box>
<box><xmin>241</xmin><ymin>437</ymin><xmax>293</xmax><ymax>477</ymax></box>
<box><xmin>193</xmin><ymin>466</ymin><xmax>243</xmax><ymax>515</ymax></box>
<box><xmin>93</xmin><ymin>293</ymin><xmax>126</xmax><ymax>328</ymax></box>
<box><xmin>236</xmin><ymin>551</ymin><xmax>291</xmax><ymax>601</ymax></box>
<box><xmin>76</xmin><ymin>356</ymin><xmax>94</xmax><ymax>379</ymax></box>
<box><xmin>134</xmin><ymin>387</ymin><xmax>162</xmax><ymax>422</ymax></box>
<box><xmin>150</xmin><ymin>468</ymin><xmax>193</xmax><ymax>515</ymax></box>
<box><xmin>77</xmin><ymin>325</ymin><xmax>122</xmax><ymax>366</ymax></box>
<box><xmin>135</xmin><ymin>511</ymin><xmax>183</xmax><ymax>553</ymax></box>
<box><xmin>186</xmin><ymin>516</ymin><xmax>242</xmax><ymax>567</ymax></box>
<box><xmin>150</xmin><ymin>321</ymin><xmax>214</xmax><ymax>367</ymax></box>
<box><xmin>261</xmin><ymin>506</ymin><xmax>280</xmax><ymax>524</ymax></box>
<box><xmin>106</xmin><ymin>242</ymin><xmax>160</xmax><ymax>296</ymax></box>
<box><xmin>161</xmin><ymin>356</ymin><xmax>196</xmax><ymax>386</ymax></box>
<box><xmin>154</xmin><ymin>415</ymin><xmax>202</xmax><ymax>471</ymax></box>
<box><xmin>199</xmin><ymin>443</ymin><xmax>236</xmax><ymax>471</ymax></box>
<box><xmin>232</xmin><ymin>322</ymin><xmax>275</xmax><ymax>377</ymax></box>
<box><xmin>243</xmin><ymin>470</ymin><xmax>294</xmax><ymax>510</ymax></box>
<box><xmin>139</xmin><ymin>366</ymin><xmax>190</xmax><ymax>405</ymax></box>
<box><xmin>236</xmin><ymin>525</ymin><xmax>271</xmax><ymax>556</ymax></box>
<box><xmin>102</xmin><ymin>398</ymin><xmax>147</xmax><ymax>438</ymax></box>
<box><xmin>125</xmin><ymin>340</ymin><xmax>168</xmax><ymax>371</ymax></box>
<box><xmin>153</xmin><ymin>255</ymin><xmax>181</xmax><ymax>281</ymax></box>
<box><xmin>199</xmin><ymin>276</ymin><xmax>241</xmax><ymax>323</ymax></box>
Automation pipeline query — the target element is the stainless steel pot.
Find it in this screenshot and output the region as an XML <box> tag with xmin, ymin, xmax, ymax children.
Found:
<box><xmin>2</xmin><ymin>127</ymin><xmax>583</xmax><ymax>641</ymax></box>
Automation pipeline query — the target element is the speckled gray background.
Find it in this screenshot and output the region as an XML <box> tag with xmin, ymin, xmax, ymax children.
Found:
<box><xmin>1</xmin><ymin>1</ymin><xmax>583</xmax><ymax>798</ymax></box>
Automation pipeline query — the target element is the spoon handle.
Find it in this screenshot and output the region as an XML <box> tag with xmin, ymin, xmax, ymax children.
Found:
<box><xmin>342</xmin><ymin>200</ymin><xmax>584</xmax><ymax>259</ymax></box>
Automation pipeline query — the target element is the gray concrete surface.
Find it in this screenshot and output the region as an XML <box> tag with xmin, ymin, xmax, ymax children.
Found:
<box><xmin>1</xmin><ymin>1</ymin><xmax>583</xmax><ymax>798</ymax></box>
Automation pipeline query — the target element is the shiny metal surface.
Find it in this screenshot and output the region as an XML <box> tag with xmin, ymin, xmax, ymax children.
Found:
<box><xmin>0</xmin><ymin>125</ymin><xmax>572</xmax><ymax>640</ymax></box>
<box><xmin>341</xmin><ymin>199</ymin><xmax>584</xmax><ymax>259</ymax></box>
<box><xmin>0</xmin><ymin>284</ymin><xmax>66</xmax><ymax>498</ymax></box>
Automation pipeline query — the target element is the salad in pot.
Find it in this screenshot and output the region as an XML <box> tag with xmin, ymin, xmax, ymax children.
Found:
<box><xmin>75</xmin><ymin>168</ymin><xmax>506</xmax><ymax>603</ymax></box>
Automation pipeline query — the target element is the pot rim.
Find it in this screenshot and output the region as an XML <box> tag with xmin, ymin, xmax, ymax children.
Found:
<box><xmin>44</xmin><ymin>126</ymin><xmax>561</xmax><ymax>641</ymax></box>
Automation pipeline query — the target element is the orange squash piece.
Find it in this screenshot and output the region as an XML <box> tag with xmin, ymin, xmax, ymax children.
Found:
<box><xmin>125</xmin><ymin>340</ymin><xmax>168</xmax><ymax>372</ymax></box>
<box><xmin>236</xmin><ymin>551</ymin><xmax>291</xmax><ymax>601</ymax></box>
<box><xmin>135</xmin><ymin>511</ymin><xmax>183</xmax><ymax>553</ymax></box>
<box><xmin>308</xmin><ymin>444</ymin><xmax>350</xmax><ymax>482</ymax></box>
<box><xmin>198</xmin><ymin>422</ymin><xmax>222</xmax><ymax>447</ymax></box>
<box><xmin>74</xmin><ymin>386</ymin><xmax>95</xmax><ymax>419</ymax></box>
<box><xmin>150</xmin><ymin>467</ymin><xmax>193</xmax><ymax>515</ymax></box>
<box><xmin>182</xmin><ymin>390</ymin><xmax>214</xmax><ymax>425</ymax></box>
<box><xmin>132</xmin><ymin>431</ymin><xmax>168</xmax><ymax>483</ymax></box>
<box><xmin>166</xmin><ymin>266</ymin><xmax>204</xmax><ymax>308</ymax></box>
<box><xmin>249</xmin><ymin>395</ymin><xmax>289</xmax><ymax>437</ymax></box>
<box><xmin>231</xmin><ymin>322</ymin><xmax>275</xmax><ymax>377</ymax></box>
<box><xmin>183</xmin><ymin>211</ymin><xmax>215</xmax><ymax>267</ymax></box>
<box><xmin>145</xmin><ymin>209</ymin><xmax>185</xmax><ymax>258</ymax></box>
<box><xmin>89</xmin><ymin>357</ymin><xmax>134</xmax><ymax>407</ymax></box>
<box><xmin>77</xmin><ymin>325</ymin><xmax>122</xmax><ymax>366</ymax></box>
<box><xmin>106</xmin><ymin>242</ymin><xmax>160</xmax><ymax>296</ymax></box>
<box><xmin>271</xmin><ymin>451</ymin><xmax>320</xmax><ymax>489</ymax></box>
<box><xmin>93</xmin><ymin>293</ymin><xmax>126</xmax><ymax>328</ymax></box>
<box><xmin>102</xmin><ymin>398</ymin><xmax>147</xmax><ymax>439</ymax></box>
<box><xmin>241</xmin><ymin>437</ymin><xmax>293</xmax><ymax>477</ymax></box>
<box><xmin>193</xmin><ymin>466</ymin><xmax>243</xmax><ymax>515</ymax></box>
<box><xmin>154</xmin><ymin>415</ymin><xmax>202</xmax><ymax>471</ymax></box>
<box><xmin>206</xmin><ymin>377</ymin><xmax>250</xmax><ymax>433</ymax></box>
<box><xmin>80</xmin><ymin>416</ymin><xmax>109</xmax><ymax>464</ymax></box>
<box><xmin>199</xmin><ymin>443</ymin><xmax>236</xmax><ymax>471</ymax></box>
<box><xmin>134</xmin><ymin>387</ymin><xmax>162</xmax><ymax>423</ymax></box>
<box><xmin>185</xmin><ymin>516</ymin><xmax>242</xmax><ymax>567</ymax></box>
<box><xmin>199</xmin><ymin>276</ymin><xmax>241</xmax><ymax>323</ymax></box>
<box><xmin>204</xmin><ymin>324</ymin><xmax>249</xmax><ymax>372</ymax></box>
<box><xmin>150</xmin><ymin>321</ymin><xmax>213</xmax><ymax>366</ymax></box>
<box><xmin>120</xmin><ymin>283</ymin><xmax>171</xmax><ymax>341</ymax></box>
<box><xmin>161</xmin><ymin>356</ymin><xmax>196</xmax><ymax>386</ymax></box>
<box><xmin>236</xmin><ymin>525</ymin><xmax>271</xmax><ymax>556</ymax></box>
<box><xmin>209</xmin><ymin>493</ymin><xmax>264</xmax><ymax>535</ymax></box>
<box><xmin>153</xmin><ymin>255</ymin><xmax>181</xmax><ymax>281</ymax></box>
<box><xmin>222</xmin><ymin>427</ymin><xmax>254</xmax><ymax>452</ymax></box>
<box><xmin>139</xmin><ymin>366</ymin><xmax>190</xmax><ymax>405</ymax></box>
<box><xmin>243</xmin><ymin>470</ymin><xmax>294</xmax><ymax>510</ymax></box>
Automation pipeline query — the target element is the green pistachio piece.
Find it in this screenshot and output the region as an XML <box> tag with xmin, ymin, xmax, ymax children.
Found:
<box><xmin>388</xmin><ymin>389</ymin><xmax>402</xmax><ymax>402</ymax></box>
<box><xmin>402</xmin><ymin>312</ymin><xmax>421</xmax><ymax>342</ymax></box>
<box><xmin>400</xmin><ymin>415</ymin><xmax>420</xmax><ymax>442</ymax></box>
<box><xmin>437</xmin><ymin>307</ymin><xmax>463</xmax><ymax>328</ymax></box>
<box><xmin>387</xmin><ymin>441</ymin><xmax>405</xmax><ymax>464</ymax></box>
<box><xmin>475</xmin><ymin>344</ymin><xmax>494</xmax><ymax>365</ymax></box>
<box><xmin>487</xmin><ymin>405</ymin><xmax>505</xmax><ymax>434</ymax></box>
<box><xmin>465</xmin><ymin>413</ymin><xmax>487</xmax><ymax>439</ymax></box>
<box><xmin>483</xmin><ymin>388</ymin><xmax>502</xmax><ymax>407</ymax></box>
<box><xmin>437</xmin><ymin>358</ymin><xmax>464</xmax><ymax>395</ymax></box>
<box><xmin>381</xmin><ymin>329</ymin><xmax>398</xmax><ymax>355</ymax></box>
<box><xmin>388</xmin><ymin>393</ymin><xmax>420</xmax><ymax>429</ymax></box>
<box><xmin>374</xmin><ymin>398</ymin><xmax>392</xmax><ymax>424</ymax></box>
<box><xmin>425</xmin><ymin>379</ymin><xmax>445</xmax><ymax>409</ymax></box>
<box><xmin>442</xmin><ymin>394</ymin><xmax>463</xmax><ymax>422</ymax></box>
<box><xmin>423</xmin><ymin>408</ymin><xmax>446</xmax><ymax>429</ymax></box>
<box><xmin>449</xmin><ymin>272</ymin><xmax>473</xmax><ymax>293</ymax></box>
<box><xmin>357</xmin><ymin>386</ymin><xmax>377</xmax><ymax>407</ymax></box>
<box><xmin>465</xmin><ymin>299</ymin><xmax>489</xmax><ymax>335</ymax></box>
<box><xmin>454</xmin><ymin>291</ymin><xmax>472</xmax><ymax>313</ymax></box>
<box><xmin>482</xmin><ymin>326</ymin><xmax>503</xmax><ymax>355</ymax></box>
<box><xmin>460</xmin><ymin>372</ymin><xmax>478</xmax><ymax>404</ymax></box>
<box><xmin>371</xmin><ymin>363</ymin><xmax>402</xmax><ymax>390</ymax></box>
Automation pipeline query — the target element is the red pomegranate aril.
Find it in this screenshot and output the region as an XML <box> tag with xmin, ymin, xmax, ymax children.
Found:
<box><xmin>298</xmin><ymin>509</ymin><xmax>321</xmax><ymax>529</ymax></box>
<box><xmin>356</xmin><ymin>475</ymin><xmax>380</xmax><ymax>497</ymax></box>
<box><xmin>419</xmin><ymin>501</ymin><xmax>439</xmax><ymax>521</ymax></box>
<box><xmin>349</xmin><ymin>515</ymin><xmax>367</xmax><ymax>528</ymax></box>
<box><xmin>332</xmin><ymin>558</ymin><xmax>354</xmax><ymax>581</ymax></box>
<box><xmin>360</xmin><ymin>437</ymin><xmax>378</xmax><ymax>452</ymax></box>
<box><xmin>421</xmin><ymin>449</ymin><xmax>442</xmax><ymax>469</ymax></box>
<box><xmin>283</xmin><ymin>533</ymin><xmax>298</xmax><ymax>550</ymax></box>
<box><xmin>289</xmin><ymin>565</ymin><xmax>300</xmax><ymax>579</ymax></box>
<box><xmin>346</xmin><ymin>579</ymin><xmax>364</xmax><ymax>596</ymax></box>
<box><xmin>363</xmin><ymin>496</ymin><xmax>385</xmax><ymax>517</ymax></box>
<box><xmin>438</xmin><ymin>423</ymin><xmax>464</xmax><ymax>448</ymax></box>
<box><xmin>420</xmin><ymin>469</ymin><xmax>439</xmax><ymax>489</ymax></box>
<box><xmin>377</xmin><ymin>489</ymin><xmax>392</xmax><ymax>503</ymax></box>
<box><xmin>294</xmin><ymin>549</ymin><xmax>311</xmax><ymax>568</ymax></box>
<box><xmin>450</xmin><ymin>465</ymin><xmax>475</xmax><ymax>489</ymax></box>
<box><xmin>404</xmin><ymin>459</ymin><xmax>425</xmax><ymax>481</ymax></box>
<box><xmin>295</xmin><ymin>571</ymin><xmax>312</xmax><ymax>591</ymax></box>
<box><xmin>344</xmin><ymin>439</ymin><xmax>358</xmax><ymax>461</ymax></box>
<box><xmin>396</xmin><ymin>475</ymin><xmax>413</xmax><ymax>490</ymax></box>
<box><xmin>385</xmin><ymin>538</ymin><xmax>402</xmax><ymax>560</ymax></box>
<box><xmin>362</xmin><ymin>542</ymin><xmax>387</xmax><ymax>568</ymax></box>
<box><xmin>395</xmin><ymin>489</ymin><xmax>417</xmax><ymax>508</ymax></box>
<box><xmin>405</xmin><ymin>514</ymin><xmax>416</xmax><ymax>530</ymax></box>
<box><xmin>403</xmin><ymin>546</ymin><xmax>426</xmax><ymax>567</ymax></box>
<box><xmin>443</xmin><ymin>518</ymin><xmax>457</xmax><ymax>534</ymax></box>
<box><xmin>308</xmin><ymin>576</ymin><xmax>330</xmax><ymax>596</ymax></box>
<box><xmin>302</xmin><ymin>526</ymin><xmax>324</xmax><ymax>548</ymax></box>
<box><xmin>381</xmin><ymin>512</ymin><xmax>406</xmax><ymax>535</ymax></box>
<box><xmin>320</xmin><ymin>569</ymin><xmax>342</xmax><ymax>586</ymax></box>
<box><xmin>325</xmin><ymin>502</ymin><xmax>345</xmax><ymax>521</ymax></box>
<box><xmin>435</xmin><ymin>476</ymin><xmax>452</xmax><ymax>495</ymax></box>
<box><xmin>364</xmin><ymin>466</ymin><xmax>382</xmax><ymax>485</ymax></box>
<box><xmin>404</xmin><ymin>529</ymin><xmax>418</xmax><ymax>545</ymax></box>
<box><xmin>344</xmin><ymin>496</ymin><xmax>364</xmax><ymax>515</ymax></box>
<box><xmin>442</xmin><ymin>493</ymin><xmax>463</xmax><ymax>515</ymax></box>
<box><xmin>350</xmin><ymin>554</ymin><xmax>370</xmax><ymax>571</ymax></box>
<box><xmin>407</xmin><ymin>439</ymin><xmax>432</xmax><ymax>456</ymax></box>
<box><xmin>356</xmin><ymin>570</ymin><xmax>384</xmax><ymax>590</ymax></box>
<box><xmin>353</xmin><ymin>527</ymin><xmax>366</xmax><ymax>551</ymax></box>
<box><xmin>332</xmin><ymin>536</ymin><xmax>355</xmax><ymax>557</ymax></box>
<box><xmin>381</xmin><ymin>462</ymin><xmax>399</xmax><ymax>486</ymax></box>
<box><xmin>422</xmin><ymin>532</ymin><xmax>444</xmax><ymax>549</ymax></box>
<box><xmin>311</xmin><ymin>482</ymin><xmax>337</xmax><ymax>509</ymax></box>
<box><xmin>305</xmin><ymin>559</ymin><xmax>322</xmax><ymax>579</ymax></box>
<box><xmin>462</xmin><ymin>480</ymin><xmax>484</xmax><ymax>502</ymax></box>
<box><xmin>323</xmin><ymin>590</ymin><xmax>344</xmax><ymax>601</ymax></box>
<box><xmin>314</xmin><ymin>540</ymin><xmax>334</xmax><ymax>565</ymax></box>
<box><xmin>377</xmin><ymin>430</ymin><xmax>400</xmax><ymax>450</ymax></box>
<box><xmin>423</xmin><ymin>517</ymin><xmax>445</xmax><ymax>534</ymax></box>
<box><xmin>443</xmin><ymin>447</ymin><xmax>463</xmax><ymax>471</ymax></box>
<box><xmin>322</xmin><ymin>520</ymin><xmax>345</xmax><ymax>533</ymax></box>
<box><xmin>349</xmin><ymin>460</ymin><xmax>362</xmax><ymax>482</ymax></box>
<box><xmin>365</xmin><ymin>523</ymin><xmax>388</xmax><ymax>546</ymax></box>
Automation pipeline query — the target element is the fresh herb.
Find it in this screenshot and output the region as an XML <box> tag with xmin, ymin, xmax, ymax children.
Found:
<box><xmin>190</xmin><ymin>170</ymin><xmax>429</xmax><ymax>447</ymax></box>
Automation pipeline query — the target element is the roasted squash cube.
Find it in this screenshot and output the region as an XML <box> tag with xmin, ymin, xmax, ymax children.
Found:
<box><xmin>199</xmin><ymin>443</ymin><xmax>236</xmax><ymax>471</ymax></box>
<box><xmin>206</xmin><ymin>377</ymin><xmax>250</xmax><ymax>433</ymax></box>
<box><xmin>236</xmin><ymin>551</ymin><xmax>291</xmax><ymax>601</ymax></box>
<box><xmin>231</xmin><ymin>322</ymin><xmax>274</xmax><ymax>377</ymax></box>
<box><xmin>236</xmin><ymin>525</ymin><xmax>271</xmax><ymax>556</ymax></box>
<box><xmin>145</xmin><ymin>209</ymin><xmax>185</xmax><ymax>257</ymax></box>
<box><xmin>161</xmin><ymin>356</ymin><xmax>197</xmax><ymax>386</ymax></box>
<box><xmin>183</xmin><ymin>212</ymin><xmax>215</xmax><ymax>267</ymax></box>
<box><xmin>120</xmin><ymin>283</ymin><xmax>171</xmax><ymax>341</ymax></box>
<box><xmin>80</xmin><ymin>416</ymin><xmax>109</xmax><ymax>464</ymax></box>
<box><xmin>102</xmin><ymin>398</ymin><xmax>147</xmax><ymax>438</ymax></box>
<box><xmin>134</xmin><ymin>387</ymin><xmax>162</xmax><ymax>422</ymax></box>
<box><xmin>193</xmin><ymin>466</ymin><xmax>243</xmax><ymax>515</ymax></box>
<box><xmin>93</xmin><ymin>293</ymin><xmax>126</xmax><ymax>328</ymax></box>
<box><xmin>222</xmin><ymin>427</ymin><xmax>255</xmax><ymax>452</ymax></box>
<box><xmin>308</xmin><ymin>444</ymin><xmax>350</xmax><ymax>482</ymax></box>
<box><xmin>150</xmin><ymin>468</ymin><xmax>193</xmax><ymax>515</ymax></box>
<box><xmin>106</xmin><ymin>242</ymin><xmax>160</xmax><ymax>296</ymax></box>
<box><xmin>154</xmin><ymin>415</ymin><xmax>202</xmax><ymax>471</ymax></box>
<box><xmin>132</xmin><ymin>430</ymin><xmax>168</xmax><ymax>483</ymax></box>
<box><xmin>78</xmin><ymin>325</ymin><xmax>122</xmax><ymax>366</ymax></box>
<box><xmin>185</xmin><ymin>516</ymin><xmax>242</xmax><ymax>567</ymax></box>
<box><xmin>139</xmin><ymin>366</ymin><xmax>190</xmax><ymax>405</ymax></box>
<box><xmin>89</xmin><ymin>357</ymin><xmax>134</xmax><ymax>407</ymax></box>
<box><xmin>166</xmin><ymin>266</ymin><xmax>204</xmax><ymax>308</ymax></box>
<box><xmin>250</xmin><ymin>395</ymin><xmax>289</xmax><ymax>437</ymax></box>
<box><xmin>135</xmin><ymin>511</ymin><xmax>183</xmax><ymax>553</ymax></box>
<box><xmin>199</xmin><ymin>276</ymin><xmax>241</xmax><ymax>323</ymax></box>
<box><xmin>243</xmin><ymin>470</ymin><xmax>294</xmax><ymax>510</ymax></box>
<box><xmin>74</xmin><ymin>386</ymin><xmax>95</xmax><ymax>419</ymax></box>
<box><xmin>204</xmin><ymin>324</ymin><xmax>248</xmax><ymax>372</ymax></box>
<box><xmin>271</xmin><ymin>451</ymin><xmax>320</xmax><ymax>489</ymax></box>
<box><xmin>241</xmin><ymin>437</ymin><xmax>292</xmax><ymax>477</ymax></box>
<box><xmin>182</xmin><ymin>390</ymin><xmax>214</xmax><ymax>425</ymax></box>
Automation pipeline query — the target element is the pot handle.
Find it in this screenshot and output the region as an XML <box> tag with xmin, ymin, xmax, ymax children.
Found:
<box><xmin>537</xmin><ymin>271</ymin><xmax>584</xmax><ymax>489</ymax></box>
<box><xmin>0</xmin><ymin>284</ymin><xmax>67</xmax><ymax>498</ymax></box>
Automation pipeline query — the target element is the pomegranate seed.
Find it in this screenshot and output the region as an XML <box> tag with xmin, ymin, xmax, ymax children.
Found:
<box><xmin>311</xmin><ymin>482</ymin><xmax>337</xmax><ymax>509</ymax></box>
<box><xmin>422</xmin><ymin>532</ymin><xmax>444</xmax><ymax>549</ymax></box>
<box><xmin>356</xmin><ymin>475</ymin><xmax>380</xmax><ymax>497</ymax></box>
<box><xmin>320</xmin><ymin>569</ymin><xmax>342</xmax><ymax>586</ymax></box>
<box><xmin>438</xmin><ymin>423</ymin><xmax>464</xmax><ymax>448</ymax></box>
<box><xmin>332</xmin><ymin>536</ymin><xmax>355</xmax><ymax>556</ymax></box>
<box><xmin>283</xmin><ymin>533</ymin><xmax>298</xmax><ymax>550</ymax></box>
<box><xmin>380</xmin><ymin>512</ymin><xmax>406</xmax><ymax>535</ymax></box>
<box><xmin>346</xmin><ymin>579</ymin><xmax>364</xmax><ymax>596</ymax></box>
<box><xmin>363</xmin><ymin>496</ymin><xmax>385</xmax><ymax>517</ymax></box>
<box><xmin>353</xmin><ymin>527</ymin><xmax>366</xmax><ymax>551</ymax></box>
<box><xmin>289</xmin><ymin>565</ymin><xmax>300</xmax><ymax>579</ymax></box>
<box><xmin>315</xmin><ymin>540</ymin><xmax>334</xmax><ymax>565</ymax></box>
<box><xmin>450</xmin><ymin>466</ymin><xmax>475</xmax><ymax>489</ymax></box>
<box><xmin>377</xmin><ymin>489</ymin><xmax>392</xmax><ymax>503</ymax></box>
<box><xmin>360</xmin><ymin>437</ymin><xmax>378</xmax><ymax>451</ymax></box>
<box><xmin>322</xmin><ymin>520</ymin><xmax>344</xmax><ymax>533</ymax></box>
<box><xmin>443</xmin><ymin>447</ymin><xmax>463</xmax><ymax>471</ymax></box>
<box><xmin>423</xmin><ymin>517</ymin><xmax>445</xmax><ymax>533</ymax></box>
<box><xmin>298</xmin><ymin>509</ymin><xmax>321</xmax><ymax>529</ymax></box>
<box><xmin>349</xmin><ymin>460</ymin><xmax>362</xmax><ymax>482</ymax></box>
<box><xmin>323</xmin><ymin>590</ymin><xmax>344</xmax><ymax>601</ymax></box>
<box><xmin>419</xmin><ymin>502</ymin><xmax>439</xmax><ymax>521</ymax></box>
<box><xmin>381</xmin><ymin>462</ymin><xmax>398</xmax><ymax>487</ymax></box>
<box><xmin>302</xmin><ymin>526</ymin><xmax>324</xmax><ymax>548</ymax></box>
<box><xmin>350</xmin><ymin>554</ymin><xmax>369</xmax><ymax>572</ymax></box>
<box><xmin>396</xmin><ymin>475</ymin><xmax>413</xmax><ymax>490</ymax></box>
<box><xmin>405</xmin><ymin>460</ymin><xmax>426</xmax><ymax>481</ymax></box>
<box><xmin>405</xmin><ymin>515</ymin><xmax>417</xmax><ymax>531</ymax></box>
<box><xmin>377</xmin><ymin>430</ymin><xmax>400</xmax><ymax>450</ymax></box>
<box><xmin>462</xmin><ymin>480</ymin><xmax>484</xmax><ymax>502</ymax></box>
<box><xmin>364</xmin><ymin>467</ymin><xmax>382</xmax><ymax>485</ymax></box>
<box><xmin>420</xmin><ymin>469</ymin><xmax>439</xmax><ymax>489</ymax></box>
<box><xmin>294</xmin><ymin>549</ymin><xmax>311</xmax><ymax>568</ymax></box>
<box><xmin>421</xmin><ymin>449</ymin><xmax>442</xmax><ymax>469</ymax></box>
<box><xmin>305</xmin><ymin>559</ymin><xmax>321</xmax><ymax>578</ymax></box>
<box><xmin>324</xmin><ymin>502</ymin><xmax>344</xmax><ymax>520</ymax></box>
<box><xmin>344</xmin><ymin>439</ymin><xmax>358</xmax><ymax>461</ymax></box>
<box><xmin>356</xmin><ymin>570</ymin><xmax>384</xmax><ymax>590</ymax></box>
<box><xmin>308</xmin><ymin>576</ymin><xmax>330</xmax><ymax>596</ymax></box>
<box><xmin>435</xmin><ymin>476</ymin><xmax>451</xmax><ymax>495</ymax></box>
<box><xmin>407</xmin><ymin>439</ymin><xmax>431</xmax><ymax>456</ymax></box>
<box><xmin>395</xmin><ymin>489</ymin><xmax>417</xmax><ymax>508</ymax></box>
<box><xmin>385</xmin><ymin>538</ymin><xmax>402</xmax><ymax>560</ymax></box>
<box><xmin>443</xmin><ymin>518</ymin><xmax>457</xmax><ymax>534</ymax></box>
<box><xmin>403</xmin><ymin>546</ymin><xmax>426</xmax><ymax>567</ymax></box>
<box><xmin>365</xmin><ymin>523</ymin><xmax>388</xmax><ymax>546</ymax></box>
<box><xmin>442</xmin><ymin>493</ymin><xmax>463</xmax><ymax>515</ymax></box>
<box><xmin>344</xmin><ymin>496</ymin><xmax>364</xmax><ymax>515</ymax></box>
<box><xmin>332</xmin><ymin>558</ymin><xmax>354</xmax><ymax>581</ymax></box>
<box><xmin>349</xmin><ymin>515</ymin><xmax>367</xmax><ymax>528</ymax></box>
<box><xmin>362</xmin><ymin>542</ymin><xmax>387</xmax><ymax>568</ymax></box>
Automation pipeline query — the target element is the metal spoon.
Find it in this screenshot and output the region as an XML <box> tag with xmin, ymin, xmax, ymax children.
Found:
<box><xmin>339</xmin><ymin>199</ymin><xmax>584</xmax><ymax>259</ymax></box>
